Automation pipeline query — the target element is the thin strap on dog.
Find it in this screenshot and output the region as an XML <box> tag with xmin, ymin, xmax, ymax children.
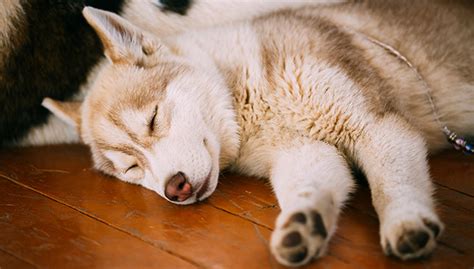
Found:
<box><xmin>351</xmin><ymin>29</ymin><xmax>473</xmax><ymax>154</ymax></box>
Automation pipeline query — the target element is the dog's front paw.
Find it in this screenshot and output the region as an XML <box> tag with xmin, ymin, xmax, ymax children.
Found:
<box><xmin>271</xmin><ymin>209</ymin><xmax>329</xmax><ymax>267</ymax></box>
<box><xmin>382</xmin><ymin>213</ymin><xmax>443</xmax><ymax>260</ymax></box>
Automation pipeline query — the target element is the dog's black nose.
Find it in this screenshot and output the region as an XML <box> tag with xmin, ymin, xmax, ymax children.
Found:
<box><xmin>155</xmin><ymin>0</ymin><xmax>192</xmax><ymax>15</ymax></box>
<box><xmin>165</xmin><ymin>172</ymin><xmax>193</xmax><ymax>202</ymax></box>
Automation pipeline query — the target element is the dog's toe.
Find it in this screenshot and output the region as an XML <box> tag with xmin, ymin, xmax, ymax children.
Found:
<box><xmin>396</xmin><ymin>230</ymin><xmax>430</xmax><ymax>255</ymax></box>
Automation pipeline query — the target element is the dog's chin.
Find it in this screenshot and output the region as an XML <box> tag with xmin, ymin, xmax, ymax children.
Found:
<box><xmin>197</xmin><ymin>166</ymin><xmax>219</xmax><ymax>202</ymax></box>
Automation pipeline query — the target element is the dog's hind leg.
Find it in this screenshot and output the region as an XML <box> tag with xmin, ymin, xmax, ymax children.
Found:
<box><xmin>269</xmin><ymin>141</ymin><xmax>355</xmax><ymax>267</ymax></box>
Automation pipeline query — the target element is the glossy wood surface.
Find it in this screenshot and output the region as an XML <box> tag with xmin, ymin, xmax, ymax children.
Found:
<box><xmin>0</xmin><ymin>145</ymin><xmax>472</xmax><ymax>268</ymax></box>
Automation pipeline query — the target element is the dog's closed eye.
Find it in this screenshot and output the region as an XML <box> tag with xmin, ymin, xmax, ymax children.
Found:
<box><xmin>125</xmin><ymin>164</ymin><xmax>139</xmax><ymax>173</ymax></box>
<box><xmin>123</xmin><ymin>163</ymin><xmax>144</xmax><ymax>181</ymax></box>
<box><xmin>149</xmin><ymin>105</ymin><xmax>158</xmax><ymax>134</ymax></box>
<box><xmin>104</xmin><ymin>151</ymin><xmax>144</xmax><ymax>181</ymax></box>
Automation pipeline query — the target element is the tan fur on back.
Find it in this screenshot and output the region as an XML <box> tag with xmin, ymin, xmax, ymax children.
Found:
<box><xmin>309</xmin><ymin>0</ymin><xmax>474</xmax><ymax>149</ymax></box>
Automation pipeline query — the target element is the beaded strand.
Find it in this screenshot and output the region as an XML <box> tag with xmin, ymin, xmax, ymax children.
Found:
<box><xmin>444</xmin><ymin>127</ymin><xmax>474</xmax><ymax>155</ymax></box>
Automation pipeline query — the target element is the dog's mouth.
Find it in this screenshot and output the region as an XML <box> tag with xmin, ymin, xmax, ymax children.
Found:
<box><xmin>196</xmin><ymin>170</ymin><xmax>212</xmax><ymax>201</ymax></box>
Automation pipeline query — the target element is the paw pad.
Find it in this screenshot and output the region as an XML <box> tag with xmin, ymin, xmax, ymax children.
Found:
<box><xmin>287</xmin><ymin>246</ymin><xmax>308</xmax><ymax>263</ymax></box>
<box><xmin>423</xmin><ymin>218</ymin><xmax>441</xmax><ymax>238</ymax></box>
<box><xmin>282</xmin><ymin>231</ymin><xmax>302</xmax><ymax>247</ymax></box>
<box><xmin>272</xmin><ymin>209</ymin><xmax>329</xmax><ymax>266</ymax></box>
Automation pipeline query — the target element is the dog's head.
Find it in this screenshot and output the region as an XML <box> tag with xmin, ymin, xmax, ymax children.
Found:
<box><xmin>43</xmin><ymin>7</ymin><xmax>239</xmax><ymax>205</ymax></box>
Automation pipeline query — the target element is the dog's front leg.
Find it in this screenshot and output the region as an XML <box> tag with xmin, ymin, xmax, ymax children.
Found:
<box><xmin>269</xmin><ymin>141</ymin><xmax>355</xmax><ymax>267</ymax></box>
<box><xmin>355</xmin><ymin>115</ymin><xmax>443</xmax><ymax>260</ymax></box>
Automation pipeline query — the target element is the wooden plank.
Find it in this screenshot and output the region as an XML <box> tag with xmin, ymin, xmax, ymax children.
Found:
<box><xmin>0</xmin><ymin>248</ymin><xmax>34</xmax><ymax>269</ymax></box>
<box><xmin>0</xmin><ymin>177</ymin><xmax>194</xmax><ymax>269</ymax></box>
<box><xmin>429</xmin><ymin>150</ymin><xmax>474</xmax><ymax>196</ymax></box>
<box><xmin>0</xmin><ymin>145</ymin><xmax>349</xmax><ymax>269</ymax></box>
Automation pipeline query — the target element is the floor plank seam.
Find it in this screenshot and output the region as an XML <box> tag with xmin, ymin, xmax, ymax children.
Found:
<box><xmin>437</xmin><ymin>241</ymin><xmax>466</xmax><ymax>255</ymax></box>
<box><xmin>434</xmin><ymin>182</ymin><xmax>474</xmax><ymax>198</ymax></box>
<box><xmin>251</xmin><ymin>224</ymin><xmax>277</xmax><ymax>269</ymax></box>
<box><xmin>0</xmin><ymin>173</ymin><xmax>206</xmax><ymax>269</ymax></box>
<box><xmin>207</xmin><ymin>202</ymin><xmax>273</xmax><ymax>231</ymax></box>
<box><xmin>0</xmin><ymin>246</ymin><xmax>37</xmax><ymax>268</ymax></box>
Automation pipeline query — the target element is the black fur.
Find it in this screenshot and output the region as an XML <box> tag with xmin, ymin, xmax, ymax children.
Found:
<box><xmin>157</xmin><ymin>0</ymin><xmax>192</xmax><ymax>15</ymax></box>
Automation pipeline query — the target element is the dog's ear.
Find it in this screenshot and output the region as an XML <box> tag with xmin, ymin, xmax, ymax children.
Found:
<box><xmin>82</xmin><ymin>7</ymin><xmax>167</xmax><ymax>66</ymax></box>
<box><xmin>42</xmin><ymin>98</ymin><xmax>82</xmax><ymax>130</ymax></box>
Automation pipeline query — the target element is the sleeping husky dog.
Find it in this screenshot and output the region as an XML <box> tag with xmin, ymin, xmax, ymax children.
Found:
<box><xmin>1</xmin><ymin>0</ymin><xmax>337</xmax><ymax>146</ymax></box>
<box><xmin>43</xmin><ymin>0</ymin><xmax>474</xmax><ymax>267</ymax></box>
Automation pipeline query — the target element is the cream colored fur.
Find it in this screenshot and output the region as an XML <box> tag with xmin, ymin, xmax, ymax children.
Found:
<box><xmin>44</xmin><ymin>1</ymin><xmax>474</xmax><ymax>267</ymax></box>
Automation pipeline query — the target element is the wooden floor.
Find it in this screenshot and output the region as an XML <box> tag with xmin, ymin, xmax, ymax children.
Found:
<box><xmin>0</xmin><ymin>145</ymin><xmax>472</xmax><ymax>269</ymax></box>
